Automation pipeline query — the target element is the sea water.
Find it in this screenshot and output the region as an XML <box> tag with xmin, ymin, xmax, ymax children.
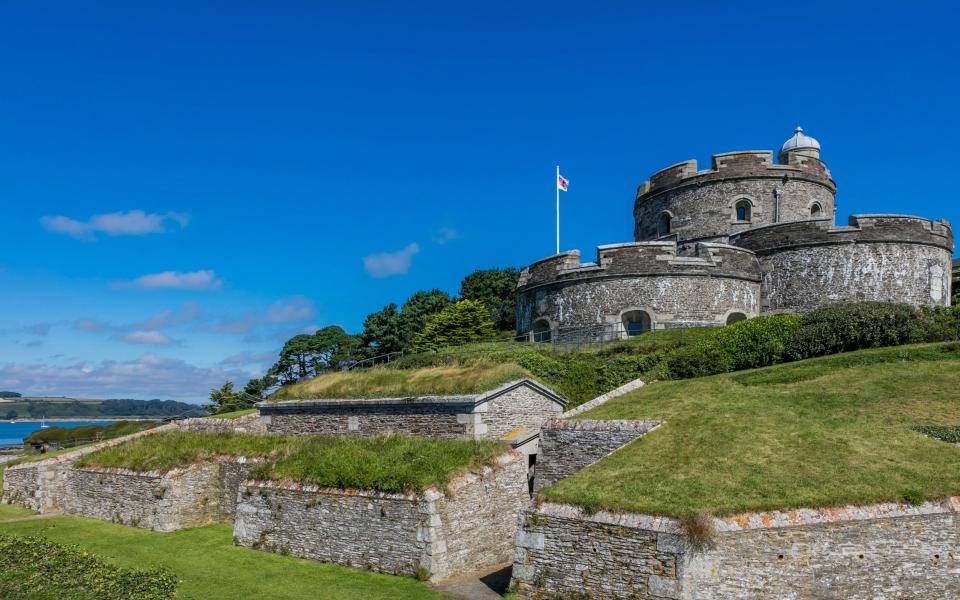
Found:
<box><xmin>0</xmin><ymin>421</ymin><xmax>117</xmax><ymax>448</ymax></box>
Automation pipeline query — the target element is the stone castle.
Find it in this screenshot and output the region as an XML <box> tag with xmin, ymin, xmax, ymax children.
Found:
<box><xmin>518</xmin><ymin>128</ymin><xmax>955</xmax><ymax>338</ymax></box>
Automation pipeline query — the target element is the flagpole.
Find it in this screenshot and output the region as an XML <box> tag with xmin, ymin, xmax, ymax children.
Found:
<box><xmin>556</xmin><ymin>165</ymin><xmax>560</xmax><ymax>254</ymax></box>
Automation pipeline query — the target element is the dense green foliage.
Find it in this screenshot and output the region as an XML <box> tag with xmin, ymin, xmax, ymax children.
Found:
<box><xmin>207</xmin><ymin>381</ymin><xmax>259</xmax><ymax>415</ymax></box>
<box><xmin>271</xmin><ymin>361</ymin><xmax>530</xmax><ymax>400</ymax></box>
<box><xmin>271</xmin><ymin>325</ymin><xmax>359</xmax><ymax>384</ymax></box>
<box><xmin>0</xmin><ymin>521</ymin><xmax>445</xmax><ymax>600</ymax></box>
<box><xmin>0</xmin><ymin>391</ymin><xmax>21</xmax><ymax>398</ymax></box>
<box><xmin>0</xmin><ymin>398</ymin><xmax>203</xmax><ymax>419</ymax></box>
<box><xmin>0</xmin><ymin>534</ymin><xmax>177</xmax><ymax>599</ymax></box>
<box><xmin>912</xmin><ymin>424</ymin><xmax>960</xmax><ymax>444</ymax></box>
<box><xmin>545</xmin><ymin>343</ymin><xmax>960</xmax><ymax>516</ymax></box>
<box><xmin>458</xmin><ymin>267</ymin><xmax>520</xmax><ymax>331</ymax></box>
<box><xmin>23</xmin><ymin>420</ymin><xmax>156</xmax><ymax>448</ymax></box>
<box><xmin>784</xmin><ymin>302</ymin><xmax>960</xmax><ymax>360</ymax></box>
<box><xmin>413</xmin><ymin>299</ymin><xmax>497</xmax><ymax>350</ymax></box>
<box><xmin>76</xmin><ymin>431</ymin><xmax>509</xmax><ymax>494</ymax></box>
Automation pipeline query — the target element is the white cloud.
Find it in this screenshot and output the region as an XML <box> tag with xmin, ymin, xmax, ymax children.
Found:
<box><xmin>123</xmin><ymin>270</ymin><xmax>223</xmax><ymax>291</ymax></box>
<box><xmin>116</xmin><ymin>330</ymin><xmax>177</xmax><ymax>345</ymax></box>
<box><xmin>210</xmin><ymin>296</ymin><xmax>316</xmax><ymax>335</ymax></box>
<box><xmin>41</xmin><ymin>210</ymin><xmax>189</xmax><ymax>241</ymax></box>
<box><xmin>432</xmin><ymin>227</ymin><xmax>459</xmax><ymax>245</ymax></box>
<box><xmin>363</xmin><ymin>243</ymin><xmax>420</xmax><ymax>278</ymax></box>
<box><xmin>0</xmin><ymin>354</ymin><xmax>255</xmax><ymax>402</ymax></box>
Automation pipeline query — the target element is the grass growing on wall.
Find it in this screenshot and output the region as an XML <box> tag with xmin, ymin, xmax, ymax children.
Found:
<box><xmin>75</xmin><ymin>431</ymin><xmax>509</xmax><ymax>494</ymax></box>
<box><xmin>542</xmin><ymin>343</ymin><xmax>960</xmax><ymax>517</ymax></box>
<box><xmin>0</xmin><ymin>519</ymin><xmax>447</xmax><ymax>600</ymax></box>
<box><xmin>270</xmin><ymin>361</ymin><xmax>530</xmax><ymax>401</ymax></box>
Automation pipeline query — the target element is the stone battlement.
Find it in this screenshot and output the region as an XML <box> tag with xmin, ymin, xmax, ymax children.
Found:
<box><xmin>731</xmin><ymin>214</ymin><xmax>954</xmax><ymax>254</ymax></box>
<box><xmin>636</xmin><ymin>149</ymin><xmax>835</xmax><ymax>201</ymax></box>
<box><xmin>517</xmin><ymin>241</ymin><xmax>760</xmax><ymax>291</ymax></box>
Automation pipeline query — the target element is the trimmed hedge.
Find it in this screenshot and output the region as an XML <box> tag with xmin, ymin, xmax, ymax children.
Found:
<box><xmin>0</xmin><ymin>534</ymin><xmax>177</xmax><ymax>599</ymax></box>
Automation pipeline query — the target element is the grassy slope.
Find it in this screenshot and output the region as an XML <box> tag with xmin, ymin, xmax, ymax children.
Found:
<box><xmin>543</xmin><ymin>343</ymin><xmax>960</xmax><ymax>516</ymax></box>
<box><xmin>208</xmin><ymin>408</ymin><xmax>257</xmax><ymax>419</ymax></box>
<box><xmin>271</xmin><ymin>362</ymin><xmax>530</xmax><ymax>401</ymax></box>
<box><xmin>76</xmin><ymin>431</ymin><xmax>508</xmax><ymax>494</ymax></box>
<box><xmin>0</xmin><ymin>518</ymin><xmax>446</xmax><ymax>600</ymax></box>
<box><xmin>0</xmin><ymin>503</ymin><xmax>35</xmax><ymax>521</ymax></box>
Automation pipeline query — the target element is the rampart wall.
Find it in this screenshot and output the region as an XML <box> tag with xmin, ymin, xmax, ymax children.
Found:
<box><xmin>511</xmin><ymin>499</ymin><xmax>960</xmax><ymax>599</ymax></box>
<box><xmin>516</xmin><ymin>242</ymin><xmax>760</xmax><ymax>334</ymax></box>
<box><xmin>233</xmin><ymin>451</ymin><xmax>528</xmax><ymax>582</ymax></box>
<box><xmin>633</xmin><ymin>151</ymin><xmax>836</xmax><ymax>243</ymax></box>
<box><xmin>731</xmin><ymin>215</ymin><xmax>955</xmax><ymax>311</ymax></box>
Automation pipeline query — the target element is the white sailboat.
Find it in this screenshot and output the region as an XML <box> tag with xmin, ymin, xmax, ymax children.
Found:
<box><xmin>40</xmin><ymin>416</ymin><xmax>49</xmax><ymax>429</ymax></box>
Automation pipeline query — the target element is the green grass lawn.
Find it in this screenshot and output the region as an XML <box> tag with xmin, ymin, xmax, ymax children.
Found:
<box><xmin>0</xmin><ymin>517</ymin><xmax>448</xmax><ymax>600</ymax></box>
<box><xmin>76</xmin><ymin>431</ymin><xmax>508</xmax><ymax>494</ymax></box>
<box><xmin>0</xmin><ymin>503</ymin><xmax>36</xmax><ymax>521</ymax></box>
<box><xmin>271</xmin><ymin>361</ymin><xmax>530</xmax><ymax>400</ymax></box>
<box><xmin>542</xmin><ymin>343</ymin><xmax>960</xmax><ymax>517</ymax></box>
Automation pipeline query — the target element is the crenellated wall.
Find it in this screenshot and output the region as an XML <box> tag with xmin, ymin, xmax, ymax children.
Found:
<box><xmin>731</xmin><ymin>215</ymin><xmax>955</xmax><ymax>312</ymax></box>
<box><xmin>633</xmin><ymin>150</ymin><xmax>836</xmax><ymax>243</ymax></box>
<box><xmin>516</xmin><ymin>242</ymin><xmax>761</xmax><ymax>334</ymax></box>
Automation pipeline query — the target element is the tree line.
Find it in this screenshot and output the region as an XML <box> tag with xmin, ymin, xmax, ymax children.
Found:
<box><xmin>208</xmin><ymin>267</ymin><xmax>519</xmax><ymax>414</ymax></box>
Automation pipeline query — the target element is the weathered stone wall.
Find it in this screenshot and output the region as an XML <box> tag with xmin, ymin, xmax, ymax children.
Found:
<box><xmin>234</xmin><ymin>451</ymin><xmax>528</xmax><ymax>581</ymax></box>
<box><xmin>260</xmin><ymin>380</ymin><xmax>565</xmax><ymax>442</ymax></box>
<box><xmin>480</xmin><ymin>385</ymin><xmax>564</xmax><ymax>439</ymax></box>
<box><xmin>62</xmin><ymin>459</ymin><xmax>255</xmax><ymax>531</ymax></box>
<box><xmin>732</xmin><ymin>215</ymin><xmax>955</xmax><ymax>311</ymax></box>
<box><xmin>534</xmin><ymin>420</ymin><xmax>659</xmax><ymax>492</ymax></box>
<box><xmin>517</xmin><ymin>242</ymin><xmax>760</xmax><ymax>334</ymax></box>
<box><xmin>633</xmin><ymin>151</ymin><xmax>836</xmax><ymax>243</ymax></box>
<box><xmin>511</xmin><ymin>498</ymin><xmax>960</xmax><ymax>599</ymax></box>
<box><xmin>263</xmin><ymin>400</ymin><xmax>471</xmax><ymax>439</ymax></box>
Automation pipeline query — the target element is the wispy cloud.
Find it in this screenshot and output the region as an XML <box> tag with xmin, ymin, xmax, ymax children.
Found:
<box><xmin>115</xmin><ymin>330</ymin><xmax>178</xmax><ymax>345</ymax></box>
<box><xmin>41</xmin><ymin>210</ymin><xmax>189</xmax><ymax>241</ymax></box>
<box><xmin>210</xmin><ymin>296</ymin><xmax>316</xmax><ymax>335</ymax></box>
<box><xmin>0</xmin><ymin>353</ymin><xmax>255</xmax><ymax>402</ymax></box>
<box><xmin>0</xmin><ymin>323</ymin><xmax>52</xmax><ymax>337</ymax></box>
<box><xmin>363</xmin><ymin>243</ymin><xmax>420</xmax><ymax>278</ymax></box>
<box><xmin>131</xmin><ymin>301</ymin><xmax>202</xmax><ymax>330</ymax></box>
<box><xmin>219</xmin><ymin>351</ymin><xmax>277</xmax><ymax>366</ymax></box>
<box><xmin>432</xmin><ymin>227</ymin><xmax>459</xmax><ymax>245</ymax></box>
<box><xmin>120</xmin><ymin>270</ymin><xmax>223</xmax><ymax>291</ymax></box>
<box><xmin>74</xmin><ymin>319</ymin><xmax>113</xmax><ymax>332</ymax></box>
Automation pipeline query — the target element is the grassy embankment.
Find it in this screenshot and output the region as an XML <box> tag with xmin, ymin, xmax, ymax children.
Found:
<box><xmin>271</xmin><ymin>362</ymin><xmax>531</xmax><ymax>401</ymax></box>
<box><xmin>541</xmin><ymin>343</ymin><xmax>960</xmax><ymax>517</ymax></box>
<box><xmin>75</xmin><ymin>431</ymin><xmax>508</xmax><ymax>494</ymax></box>
<box><xmin>24</xmin><ymin>420</ymin><xmax>156</xmax><ymax>447</ymax></box>
<box><xmin>0</xmin><ymin>518</ymin><xmax>447</xmax><ymax>600</ymax></box>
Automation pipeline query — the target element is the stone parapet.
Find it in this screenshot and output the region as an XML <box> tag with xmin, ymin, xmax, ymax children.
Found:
<box><xmin>511</xmin><ymin>498</ymin><xmax>960</xmax><ymax>599</ymax></box>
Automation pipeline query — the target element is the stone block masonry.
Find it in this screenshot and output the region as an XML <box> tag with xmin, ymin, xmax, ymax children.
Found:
<box><xmin>62</xmin><ymin>458</ymin><xmax>256</xmax><ymax>532</ymax></box>
<box><xmin>510</xmin><ymin>498</ymin><xmax>960</xmax><ymax>599</ymax></box>
<box><xmin>259</xmin><ymin>379</ymin><xmax>566</xmax><ymax>442</ymax></box>
<box><xmin>534</xmin><ymin>419</ymin><xmax>659</xmax><ymax>492</ymax></box>
<box><xmin>233</xmin><ymin>450</ymin><xmax>529</xmax><ymax>582</ymax></box>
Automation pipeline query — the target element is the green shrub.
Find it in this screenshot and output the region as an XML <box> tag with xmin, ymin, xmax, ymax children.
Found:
<box><xmin>0</xmin><ymin>534</ymin><xmax>177</xmax><ymax>599</ymax></box>
<box><xmin>24</xmin><ymin>420</ymin><xmax>156</xmax><ymax>447</ymax></box>
<box><xmin>663</xmin><ymin>315</ymin><xmax>802</xmax><ymax>379</ymax></box>
<box><xmin>912</xmin><ymin>425</ymin><xmax>960</xmax><ymax>444</ymax></box>
<box><xmin>785</xmin><ymin>303</ymin><xmax>929</xmax><ymax>360</ymax></box>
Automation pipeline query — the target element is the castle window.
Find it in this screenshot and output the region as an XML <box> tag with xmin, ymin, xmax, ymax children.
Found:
<box><xmin>621</xmin><ymin>310</ymin><xmax>651</xmax><ymax>337</ymax></box>
<box><xmin>657</xmin><ymin>212</ymin><xmax>672</xmax><ymax>237</ymax></box>
<box><xmin>810</xmin><ymin>203</ymin><xmax>822</xmax><ymax>217</ymax></box>
<box><xmin>735</xmin><ymin>200</ymin><xmax>751</xmax><ymax>222</ymax></box>
<box><xmin>532</xmin><ymin>319</ymin><xmax>552</xmax><ymax>343</ymax></box>
<box><xmin>726</xmin><ymin>312</ymin><xmax>747</xmax><ymax>325</ymax></box>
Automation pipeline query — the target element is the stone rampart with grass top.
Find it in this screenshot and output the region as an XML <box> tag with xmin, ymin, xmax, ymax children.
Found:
<box><xmin>510</xmin><ymin>498</ymin><xmax>960</xmax><ymax>599</ymax></box>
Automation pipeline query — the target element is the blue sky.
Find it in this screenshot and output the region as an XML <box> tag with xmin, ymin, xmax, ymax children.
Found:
<box><xmin>1</xmin><ymin>2</ymin><xmax>957</xmax><ymax>401</ymax></box>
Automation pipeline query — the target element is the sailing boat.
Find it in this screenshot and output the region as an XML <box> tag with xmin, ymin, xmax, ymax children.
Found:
<box><xmin>40</xmin><ymin>417</ymin><xmax>49</xmax><ymax>429</ymax></box>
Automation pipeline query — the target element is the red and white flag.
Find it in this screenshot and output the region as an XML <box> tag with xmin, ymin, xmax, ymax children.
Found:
<box><xmin>557</xmin><ymin>173</ymin><xmax>569</xmax><ymax>192</ymax></box>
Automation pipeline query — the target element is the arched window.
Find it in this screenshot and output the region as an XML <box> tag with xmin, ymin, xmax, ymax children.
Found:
<box><xmin>726</xmin><ymin>312</ymin><xmax>747</xmax><ymax>325</ymax></box>
<box><xmin>734</xmin><ymin>200</ymin><xmax>751</xmax><ymax>222</ymax></box>
<box><xmin>657</xmin><ymin>212</ymin><xmax>672</xmax><ymax>237</ymax></box>
<box><xmin>621</xmin><ymin>310</ymin><xmax>652</xmax><ymax>337</ymax></box>
<box><xmin>532</xmin><ymin>319</ymin><xmax>552</xmax><ymax>343</ymax></box>
<box><xmin>810</xmin><ymin>203</ymin><xmax>823</xmax><ymax>217</ymax></box>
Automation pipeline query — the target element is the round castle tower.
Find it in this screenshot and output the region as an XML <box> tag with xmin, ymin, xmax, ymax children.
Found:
<box><xmin>633</xmin><ymin>127</ymin><xmax>836</xmax><ymax>243</ymax></box>
<box><xmin>516</xmin><ymin>127</ymin><xmax>954</xmax><ymax>338</ymax></box>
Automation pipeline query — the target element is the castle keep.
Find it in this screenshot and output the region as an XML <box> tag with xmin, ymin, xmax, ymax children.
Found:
<box><xmin>518</xmin><ymin>128</ymin><xmax>954</xmax><ymax>337</ymax></box>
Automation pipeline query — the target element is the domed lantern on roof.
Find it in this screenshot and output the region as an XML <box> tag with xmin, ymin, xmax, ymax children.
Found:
<box><xmin>778</xmin><ymin>126</ymin><xmax>821</xmax><ymax>163</ymax></box>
